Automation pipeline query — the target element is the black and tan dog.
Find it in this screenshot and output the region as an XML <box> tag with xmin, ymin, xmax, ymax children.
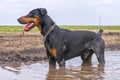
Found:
<box><xmin>18</xmin><ymin>8</ymin><xmax>105</xmax><ymax>68</ymax></box>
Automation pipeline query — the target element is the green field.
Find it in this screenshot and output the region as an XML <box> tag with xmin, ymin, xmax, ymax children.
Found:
<box><xmin>0</xmin><ymin>25</ymin><xmax>120</xmax><ymax>32</ymax></box>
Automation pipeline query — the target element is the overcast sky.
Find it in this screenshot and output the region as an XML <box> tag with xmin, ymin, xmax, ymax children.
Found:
<box><xmin>0</xmin><ymin>0</ymin><xmax>120</xmax><ymax>25</ymax></box>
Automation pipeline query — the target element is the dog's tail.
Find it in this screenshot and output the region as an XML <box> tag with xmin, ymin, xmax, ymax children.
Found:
<box><xmin>98</xmin><ymin>29</ymin><xmax>103</xmax><ymax>37</ymax></box>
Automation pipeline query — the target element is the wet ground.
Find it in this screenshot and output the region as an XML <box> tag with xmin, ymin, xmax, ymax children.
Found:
<box><xmin>0</xmin><ymin>51</ymin><xmax>120</xmax><ymax>80</ymax></box>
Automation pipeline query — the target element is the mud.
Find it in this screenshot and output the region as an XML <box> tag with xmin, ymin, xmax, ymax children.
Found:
<box><xmin>103</xmin><ymin>32</ymin><xmax>120</xmax><ymax>51</ymax></box>
<box><xmin>0</xmin><ymin>32</ymin><xmax>47</xmax><ymax>64</ymax></box>
<box><xmin>0</xmin><ymin>32</ymin><xmax>120</xmax><ymax>64</ymax></box>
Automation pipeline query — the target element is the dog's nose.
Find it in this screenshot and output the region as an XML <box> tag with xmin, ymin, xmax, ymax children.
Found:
<box><xmin>17</xmin><ymin>17</ymin><xmax>22</xmax><ymax>22</ymax></box>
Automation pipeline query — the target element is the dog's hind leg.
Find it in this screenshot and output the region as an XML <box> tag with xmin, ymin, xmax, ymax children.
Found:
<box><xmin>94</xmin><ymin>40</ymin><xmax>105</xmax><ymax>64</ymax></box>
<box><xmin>81</xmin><ymin>50</ymin><xmax>93</xmax><ymax>64</ymax></box>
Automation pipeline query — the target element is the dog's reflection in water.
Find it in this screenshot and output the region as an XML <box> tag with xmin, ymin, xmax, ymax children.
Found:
<box><xmin>46</xmin><ymin>63</ymin><xmax>104</xmax><ymax>80</ymax></box>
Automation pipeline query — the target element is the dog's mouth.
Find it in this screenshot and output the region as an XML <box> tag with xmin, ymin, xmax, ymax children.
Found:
<box><xmin>23</xmin><ymin>22</ymin><xmax>34</xmax><ymax>31</ymax></box>
<box><xmin>18</xmin><ymin>16</ymin><xmax>41</xmax><ymax>35</ymax></box>
<box><xmin>18</xmin><ymin>17</ymin><xmax>38</xmax><ymax>32</ymax></box>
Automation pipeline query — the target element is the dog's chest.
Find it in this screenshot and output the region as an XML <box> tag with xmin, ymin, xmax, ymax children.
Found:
<box><xmin>44</xmin><ymin>41</ymin><xmax>57</xmax><ymax>57</ymax></box>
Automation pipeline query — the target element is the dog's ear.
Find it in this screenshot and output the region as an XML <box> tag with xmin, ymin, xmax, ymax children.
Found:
<box><xmin>39</xmin><ymin>8</ymin><xmax>47</xmax><ymax>16</ymax></box>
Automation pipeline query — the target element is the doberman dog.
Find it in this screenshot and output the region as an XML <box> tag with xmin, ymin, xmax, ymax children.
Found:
<box><xmin>18</xmin><ymin>8</ymin><xmax>105</xmax><ymax>68</ymax></box>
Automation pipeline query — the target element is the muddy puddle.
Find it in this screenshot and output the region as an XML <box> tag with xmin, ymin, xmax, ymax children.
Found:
<box><xmin>0</xmin><ymin>51</ymin><xmax>120</xmax><ymax>80</ymax></box>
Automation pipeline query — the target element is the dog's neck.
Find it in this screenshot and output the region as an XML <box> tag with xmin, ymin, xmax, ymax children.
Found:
<box><xmin>39</xmin><ymin>14</ymin><xmax>56</xmax><ymax>36</ymax></box>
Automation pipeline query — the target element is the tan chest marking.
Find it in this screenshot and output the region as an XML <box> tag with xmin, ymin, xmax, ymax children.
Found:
<box><xmin>48</xmin><ymin>48</ymin><xmax>57</xmax><ymax>57</ymax></box>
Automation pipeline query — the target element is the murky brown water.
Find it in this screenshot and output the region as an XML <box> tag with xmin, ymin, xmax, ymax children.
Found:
<box><xmin>0</xmin><ymin>51</ymin><xmax>120</xmax><ymax>80</ymax></box>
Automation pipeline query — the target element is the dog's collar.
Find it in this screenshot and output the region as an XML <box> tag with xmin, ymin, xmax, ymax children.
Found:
<box><xmin>43</xmin><ymin>24</ymin><xmax>56</xmax><ymax>42</ymax></box>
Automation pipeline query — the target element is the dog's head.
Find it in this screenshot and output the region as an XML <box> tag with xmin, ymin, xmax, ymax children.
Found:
<box><xmin>17</xmin><ymin>8</ymin><xmax>47</xmax><ymax>32</ymax></box>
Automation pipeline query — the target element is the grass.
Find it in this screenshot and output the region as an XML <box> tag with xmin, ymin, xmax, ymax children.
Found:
<box><xmin>60</xmin><ymin>25</ymin><xmax>120</xmax><ymax>30</ymax></box>
<box><xmin>0</xmin><ymin>26</ymin><xmax>38</xmax><ymax>32</ymax></box>
<box><xmin>0</xmin><ymin>26</ymin><xmax>22</xmax><ymax>32</ymax></box>
<box><xmin>0</xmin><ymin>25</ymin><xmax>120</xmax><ymax>32</ymax></box>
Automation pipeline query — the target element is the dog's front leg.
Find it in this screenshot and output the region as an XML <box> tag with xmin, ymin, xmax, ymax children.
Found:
<box><xmin>49</xmin><ymin>57</ymin><xmax>56</xmax><ymax>68</ymax></box>
<box><xmin>46</xmin><ymin>50</ymin><xmax>56</xmax><ymax>68</ymax></box>
<box><xmin>57</xmin><ymin>53</ymin><xmax>66</xmax><ymax>68</ymax></box>
<box><xmin>57</xmin><ymin>58</ymin><xmax>65</xmax><ymax>68</ymax></box>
